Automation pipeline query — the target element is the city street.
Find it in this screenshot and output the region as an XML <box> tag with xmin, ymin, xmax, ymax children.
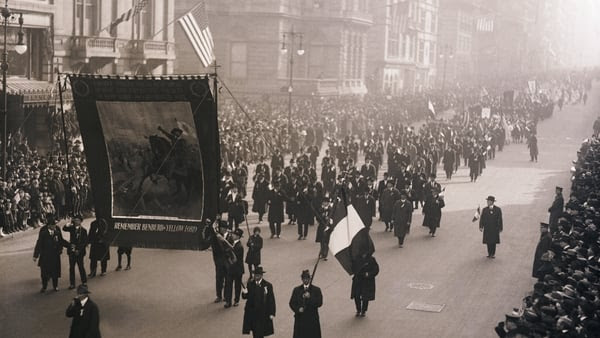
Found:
<box><xmin>1</xmin><ymin>85</ymin><xmax>598</xmax><ymax>338</ymax></box>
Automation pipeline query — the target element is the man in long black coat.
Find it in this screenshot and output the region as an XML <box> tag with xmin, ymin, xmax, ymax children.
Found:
<box><xmin>226</xmin><ymin>187</ymin><xmax>247</xmax><ymax>229</ymax></box>
<box><xmin>355</xmin><ymin>190</ymin><xmax>376</xmax><ymax>228</ymax></box>
<box><xmin>442</xmin><ymin>147</ymin><xmax>455</xmax><ymax>180</ymax></box>
<box><xmin>351</xmin><ymin>255</ymin><xmax>379</xmax><ymax>317</ymax></box>
<box><xmin>422</xmin><ymin>189</ymin><xmax>445</xmax><ymax>237</ymax></box>
<box><xmin>88</xmin><ymin>218</ymin><xmax>110</xmax><ymax>277</ymax></box>
<box><xmin>289</xmin><ymin>270</ymin><xmax>323</xmax><ymax>338</ymax></box>
<box><xmin>66</xmin><ymin>285</ymin><xmax>101</xmax><ymax>338</ymax></box>
<box><xmin>267</xmin><ymin>185</ymin><xmax>285</xmax><ymax>238</ymax></box>
<box><xmin>33</xmin><ymin>216</ymin><xmax>68</xmax><ymax>292</ymax></box>
<box><xmin>548</xmin><ymin>186</ymin><xmax>564</xmax><ymax>231</ymax></box>
<box><xmin>63</xmin><ymin>215</ymin><xmax>88</xmax><ymax>288</ymax></box>
<box><xmin>203</xmin><ymin>220</ymin><xmax>230</xmax><ymax>303</ymax></box>
<box><xmin>242</xmin><ymin>267</ymin><xmax>276</xmax><ymax>338</ymax></box>
<box><xmin>224</xmin><ymin>228</ymin><xmax>245</xmax><ymax>308</ymax></box>
<box><xmin>252</xmin><ymin>175</ymin><xmax>270</xmax><ymax>224</ymax></box>
<box><xmin>392</xmin><ymin>193</ymin><xmax>413</xmax><ymax>247</ymax></box>
<box><xmin>479</xmin><ymin>196</ymin><xmax>503</xmax><ymax>258</ymax></box>
<box><xmin>532</xmin><ymin>222</ymin><xmax>552</xmax><ymax>279</ymax></box>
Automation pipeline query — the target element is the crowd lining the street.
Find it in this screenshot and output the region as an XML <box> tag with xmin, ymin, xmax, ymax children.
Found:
<box><xmin>494</xmin><ymin>120</ymin><xmax>600</xmax><ymax>337</ymax></box>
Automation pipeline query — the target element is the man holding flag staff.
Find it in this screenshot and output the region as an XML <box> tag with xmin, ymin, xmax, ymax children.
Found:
<box><xmin>289</xmin><ymin>270</ymin><xmax>323</xmax><ymax>338</ymax></box>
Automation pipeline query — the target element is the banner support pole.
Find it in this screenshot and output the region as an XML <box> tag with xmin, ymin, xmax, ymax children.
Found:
<box><xmin>57</xmin><ymin>73</ymin><xmax>73</xmax><ymax>205</ymax></box>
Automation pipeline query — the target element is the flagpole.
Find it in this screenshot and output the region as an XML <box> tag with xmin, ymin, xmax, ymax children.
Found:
<box><xmin>151</xmin><ymin>2</ymin><xmax>203</xmax><ymax>40</ymax></box>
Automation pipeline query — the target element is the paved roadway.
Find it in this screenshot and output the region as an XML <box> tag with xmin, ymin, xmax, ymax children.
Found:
<box><xmin>1</xmin><ymin>85</ymin><xmax>598</xmax><ymax>338</ymax></box>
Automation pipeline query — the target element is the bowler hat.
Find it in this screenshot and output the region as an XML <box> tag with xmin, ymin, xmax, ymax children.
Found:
<box><xmin>486</xmin><ymin>195</ymin><xmax>496</xmax><ymax>202</ymax></box>
<box><xmin>254</xmin><ymin>266</ymin><xmax>266</xmax><ymax>275</ymax></box>
<box><xmin>556</xmin><ymin>186</ymin><xmax>563</xmax><ymax>191</ymax></box>
<box><xmin>301</xmin><ymin>270</ymin><xmax>310</xmax><ymax>279</ymax></box>
<box><xmin>71</xmin><ymin>214</ymin><xmax>83</xmax><ymax>221</ymax></box>
<box><xmin>77</xmin><ymin>284</ymin><xmax>90</xmax><ymax>295</ymax></box>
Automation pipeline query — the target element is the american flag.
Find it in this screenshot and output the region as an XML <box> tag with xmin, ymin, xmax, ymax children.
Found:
<box><xmin>178</xmin><ymin>1</ymin><xmax>215</xmax><ymax>68</ymax></box>
<box><xmin>108</xmin><ymin>0</ymin><xmax>149</xmax><ymax>33</ymax></box>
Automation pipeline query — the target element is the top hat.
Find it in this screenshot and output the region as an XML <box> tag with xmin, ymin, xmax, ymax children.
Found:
<box><xmin>486</xmin><ymin>196</ymin><xmax>496</xmax><ymax>202</ymax></box>
<box><xmin>254</xmin><ymin>266</ymin><xmax>266</xmax><ymax>275</ymax></box>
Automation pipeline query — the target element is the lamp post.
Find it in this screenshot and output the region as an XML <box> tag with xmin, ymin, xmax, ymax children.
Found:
<box><xmin>439</xmin><ymin>44</ymin><xmax>453</xmax><ymax>94</ymax></box>
<box><xmin>1</xmin><ymin>0</ymin><xmax>27</xmax><ymax>180</ymax></box>
<box><xmin>281</xmin><ymin>26</ymin><xmax>304</xmax><ymax>152</ymax></box>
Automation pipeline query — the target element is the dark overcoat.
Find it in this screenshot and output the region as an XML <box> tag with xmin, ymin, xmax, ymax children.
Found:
<box><xmin>66</xmin><ymin>297</ymin><xmax>101</xmax><ymax>338</ymax></box>
<box><xmin>479</xmin><ymin>206</ymin><xmax>503</xmax><ymax>244</ymax></box>
<box><xmin>392</xmin><ymin>199</ymin><xmax>413</xmax><ymax>237</ymax></box>
<box><xmin>548</xmin><ymin>194</ymin><xmax>564</xmax><ymax>226</ymax></box>
<box><xmin>267</xmin><ymin>190</ymin><xmax>286</xmax><ymax>223</ymax></box>
<box><xmin>289</xmin><ymin>284</ymin><xmax>323</xmax><ymax>338</ymax></box>
<box><xmin>242</xmin><ymin>279</ymin><xmax>276</xmax><ymax>337</ymax></box>
<box><xmin>226</xmin><ymin>240</ymin><xmax>244</xmax><ymax>276</ymax></box>
<box><xmin>88</xmin><ymin>219</ymin><xmax>110</xmax><ymax>261</ymax></box>
<box><xmin>33</xmin><ymin>226</ymin><xmax>67</xmax><ymax>278</ymax></box>
<box><xmin>295</xmin><ymin>192</ymin><xmax>315</xmax><ymax>226</ymax></box>
<box><xmin>532</xmin><ymin>233</ymin><xmax>552</xmax><ymax>278</ymax></box>
<box><xmin>422</xmin><ymin>196</ymin><xmax>445</xmax><ymax>229</ymax></box>
<box><xmin>245</xmin><ymin>234</ymin><xmax>263</xmax><ymax>266</ymax></box>
<box><xmin>379</xmin><ymin>188</ymin><xmax>400</xmax><ymax>223</ymax></box>
<box><xmin>63</xmin><ymin>224</ymin><xmax>88</xmax><ymax>257</ymax></box>
<box><xmin>351</xmin><ymin>256</ymin><xmax>379</xmax><ymax>301</ymax></box>
<box><xmin>252</xmin><ymin>180</ymin><xmax>270</xmax><ymax>214</ymax></box>
<box><xmin>354</xmin><ymin>194</ymin><xmax>376</xmax><ymax>227</ymax></box>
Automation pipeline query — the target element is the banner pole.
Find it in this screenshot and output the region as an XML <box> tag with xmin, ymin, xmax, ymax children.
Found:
<box><xmin>57</xmin><ymin>73</ymin><xmax>73</xmax><ymax>205</ymax></box>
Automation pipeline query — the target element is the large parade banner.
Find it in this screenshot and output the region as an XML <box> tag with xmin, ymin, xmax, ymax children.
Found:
<box><xmin>68</xmin><ymin>75</ymin><xmax>219</xmax><ymax>250</ymax></box>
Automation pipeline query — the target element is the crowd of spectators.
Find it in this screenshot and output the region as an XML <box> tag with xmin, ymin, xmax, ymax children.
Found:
<box><xmin>494</xmin><ymin>124</ymin><xmax>600</xmax><ymax>337</ymax></box>
<box><xmin>0</xmin><ymin>133</ymin><xmax>91</xmax><ymax>237</ymax></box>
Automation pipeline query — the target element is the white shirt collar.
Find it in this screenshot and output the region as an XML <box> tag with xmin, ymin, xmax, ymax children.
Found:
<box><xmin>80</xmin><ymin>297</ymin><xmax>88</xmax><ymax>307</ymax></box>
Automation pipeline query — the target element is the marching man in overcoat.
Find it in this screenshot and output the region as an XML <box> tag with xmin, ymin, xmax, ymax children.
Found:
<box><xmin>242</xmin><ymin>266</ymin><xmax>276</xmax><ymax>338</ymax></box>
<box><xmin>33</xmin><ymin>216</ymin><xmax>68</xmax><ymax>292</ymax></box>
<box><xmin>479</xmin><ymin>195</ymin><xmax>503</xmax><ymax>258</ymax></box>
<box><xmin>289</xmin><ymin>270</ymin><xmax>323</xmax><ymax>338</ymax></box>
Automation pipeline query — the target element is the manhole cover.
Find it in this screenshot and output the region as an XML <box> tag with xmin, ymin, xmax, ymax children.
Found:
<box><xmin>406</xmin><ymin>301</ymin><xmax>445</xmax><ymax>313</ymax></box>
<box><xmin>407</xmin><ymin>282</ymin><xmax>434</xmax><ymax>290</ymax></box>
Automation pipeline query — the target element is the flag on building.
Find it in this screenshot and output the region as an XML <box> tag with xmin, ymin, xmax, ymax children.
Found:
<box><xmin>428</xmin><ymin>100</ymin><xmax>436</xmax><ymax>116</ymax></box>
<box><xmin>107</xmin><ymin>0</ymin><xmax>148</xmax><ymax>33</ymax></box>
<box><xmin>178</xmin><ymin>0</ymin><xmax>215</xmax><ymax>67</ymax></box>
<box><xmin>476</xmin><ymin>17</ymin><xmax>494</xmax><ymax>32</ymax></box>
<box><xmin>472</xmin><ymin>206</ymin><xmax>481</xmax><ymax>222</ymax></box>
<box><xmin>329</xmin><ymin>191</ymin><xmax>375</xmax><ymax>275</ymax></box>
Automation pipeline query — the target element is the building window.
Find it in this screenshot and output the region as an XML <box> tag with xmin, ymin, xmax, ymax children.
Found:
<box><xmin>387</xmin><ymin>3</ymin><xmax>401</xmax><ymax>59</ymax></box>
<box><xmin>418</xmin><ymin>40</ymin><xmax>424</xmax><ymax>64</ymax></box>
<box><xmin>429</xmin><ymin>42</ymin><xmax>436</xmax><ymax>65</ymax></box>
<box><xmin>230</xmin><ymin>43</ymin><xmax>247</xmax><ymax>78</ymax></box>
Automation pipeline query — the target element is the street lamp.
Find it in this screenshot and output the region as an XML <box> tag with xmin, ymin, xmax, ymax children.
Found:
<box><xmin>281</xmin><ymin>26</ymin><xmax>304</xmax><ymax>153</ymax></box>
<box><xmin>439</xmin><ymin>44</ymin><xmax>453</xmax><ymax>94</ymax></box>
<box><xmin>1</xmin><ymin>1</ymin><xmax>27</xmax><ymax>180</ymax></box>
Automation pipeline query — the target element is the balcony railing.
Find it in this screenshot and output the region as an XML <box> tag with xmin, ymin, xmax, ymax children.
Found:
<box><xmin>71</xmin><ymin>36</ymin><xmax>119</xmax><ymax>59</ymax></box>
<box><xmin>130</xmin><ymin>40</ymin><xmax>175</xmax><ymax>61</ymax></box>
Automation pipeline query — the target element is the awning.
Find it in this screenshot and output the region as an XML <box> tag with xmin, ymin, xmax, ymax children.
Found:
<box><xmin>5</xmin><ymin>78</ymin><xmax>70</xmax><ymax>106</ymax></box>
